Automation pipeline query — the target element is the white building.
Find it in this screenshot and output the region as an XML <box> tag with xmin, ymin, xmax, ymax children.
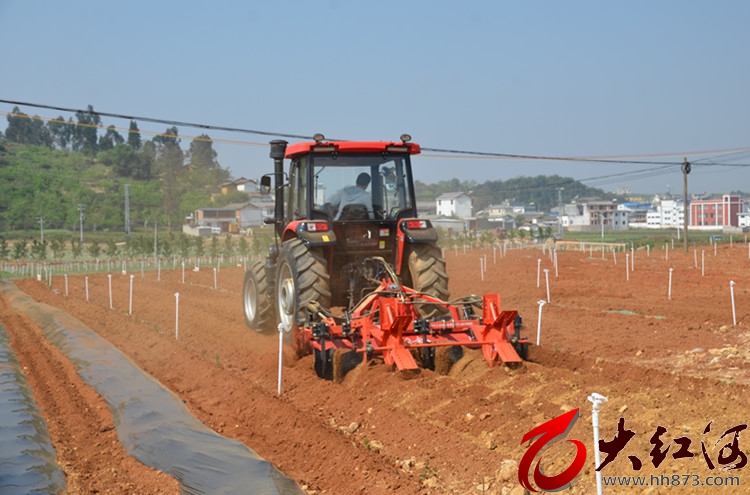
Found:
<box><xmin>436</xmin><ymin>192</ymin><xmax>473</xmax><ymax>219</ymax></box>
<box><xmin>561</xmin><ymin>200</ymin><xmax>629</xmax><ymax>231</ymax></box>
<box><xmin>647</xmin><ymin>199</ymin><xmax>685</xmax><ymax>229</ymax></box>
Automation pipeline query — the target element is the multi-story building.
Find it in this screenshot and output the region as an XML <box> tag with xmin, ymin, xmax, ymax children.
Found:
<box><xmin>689</xmin><ymin>194</ymin><xmax>742</xmax><ymax>228</ymax></box>
<box><xmin>646</xmin><ymin>199</ymin><xmax>685</xmax><ymax>228</ymax></box>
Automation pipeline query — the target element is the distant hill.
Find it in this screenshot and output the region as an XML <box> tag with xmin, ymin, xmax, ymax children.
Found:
<box><xmin>415</xmin><ymin>175</ymin><xmax>620</xmax><ymax>213</ymax></box>
<box><xmin>0</xmin><ymin>139</ymin><xmax>234</xmax><ymax>233</ymax></box>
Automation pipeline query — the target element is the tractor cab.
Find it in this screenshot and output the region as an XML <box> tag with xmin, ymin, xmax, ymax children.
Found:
<box><xmin>264</xmin><ymin>134</ymin><xmax>420</xmax><ymax>228</ymax></box>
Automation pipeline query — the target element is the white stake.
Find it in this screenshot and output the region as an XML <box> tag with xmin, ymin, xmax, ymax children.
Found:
<box><xmin>554</xmin><ymin>250</ymin><xmax>558</xmax><ymax>278</ymax></box>
<box><xmin>85</xmin><ymin>276</ymin><xmax>89</xmax><ymax>302</ymax></box>
<box><xmin>213</xmin><ymin>267</ymin><xmax>218</xmax><ymax>290</ymax></box>
<box><xmin>174</xmin><ymin>292</ymin><xmax>180</xmax><ymax>340</ymax></box>
<box><xmin>702</xmin><ymin>250</ymin><xmax>705</xmax><ymax>277</ymax></box>
<box><xmin>668</xmin><ymin>268</ymin><xmax>674</xmax><ymax>300</ymax></box>
<box><xmin>730</xmin><ymin>281</ymin><xmax>737</xmax><ymax>326</ymax></box>
<box><xmin>479</xmin><ymin>258</ymin><xmax>484</xmax><ymax>281</ymax></box>
<box><xmin>536</xmin><ymin>300</ymin><xmax>546</xmax><ymax>345</ymax></box>
<box><xmin>647</xmin><ymin>244</ymin><xmax>650</xmax><ymax>257</ymax></box>
<box><xmin>129</xmin><ymin>274</ymin><xmax>134</xmax><ymax>315</ymax></box>
<box><xmin>537</xmin><ymin>259</ymin><xmax>542</xmax><ymax>288</ymax></box>
<box><xmin>277</xmin><ymin>323</ymin><xmax>284</xmax><ymax>395</ymax></box>
<box><xmin>625</xmin><ymin>254</ymin><xmax>630</xmax><ymax>281</ymax></box>
<box><xmin>714</xmin><ymin>243</ymin><xmax>717</xmax><ymax>256</ymax></box>
<box><xmin>630</xmin><ymin>247</ymin><xmax>634</xmax><ymax>271</ymax></box>
<box><xmin>64</xmin><ymin>274</ymin><xmax>69</xmax><ymax>296</ymax></box>
<box><xmin>108</xmin><ymin>274</ymin><xmax>113</xmax><ymax>309</ymax></box>
<box><xmin>182</xmin><ymin>261</ymin><xmax>186</xmax><ymax>284</ymax></box>
<box><xmin>544</xmin><ymin>269</ymin><xmax>550</xmax><ymax>303</ymax></box>
<box><xmin>588</xmin><ymin>393</ymin><xmax>608</xmax><ymax>495</ymax></box>
<box><xmin>665</xmin><ymin>242</ymin><xmax>669</xmax><ymax>261</ymax></box>
<box><xmin>694</xmin><ymin>249</ymin><xmax>698</xmax><ymax>268</ymax></box>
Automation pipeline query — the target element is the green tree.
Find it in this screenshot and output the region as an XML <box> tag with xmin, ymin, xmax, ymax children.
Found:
<box><xmin>105</xmin><ymin>239</ymin><xmax>119</xmax><ymax>259</ymax></box>
<box><xmin>98</xmin><ymin>125</ymin><xmax>124</xmax><ymax>151</ymax></box>
<box><xmin>87</xmin><ymin>242</ymin><xmax>101</xmax><ymax>259</ymax></box>
<box><xmin>124</xmin><ymin>237</ymin><xmax>136</xmax><ymax>258</ymax></box>
<box><xmin>30</xmin><ymin>239</ymin><xmax>47</xmax><ymax>260</ymax></box>
<box><xmin>209</xmin><ymin>236</ymin><xmax>220</xmax><ymax>258</ymax></box>
<box><xmin>0</xmin><ymin>237</ymin><xmax>9</xmax><ymax>259</ymax></box>
<box><xmin>176</xmin><ymin>233</ymin><xmax>191</xmax><ymax>258</ymax></box>
<box><xmin>70</xmin><ymin>239</ymin><xmax>83</xmax><ymax>260</ymax></box>
<box><xmin>5</xmin><ymin>107</ymin><xmax>51</xmax><ymax>146</ymax></box>
<box><xmin>13</xmin><ymin>240</ymin><xmax>28</xmax><ymax>260</ymax></box>
<box><xmin>153</xmin><ymin>127</ymin><xmax>184</xmax><ymax>229</ymax></box>
<box><xmin>180</xmin><ymin>191</ymin><xmax>212</xmax><ymax>220</ymax></box>
<box><xmin>186</xmin><ymin>134</ymin><xmax>230</xmax><ymax>188</ymax></box>
<box><xmin>49</xmin><ymin>238</ymin><xmax>65</xmax><ymax>260</ymax></box>
<box><xmin>160</xmin><ymin>238</ymin><xmax>174</xmax><ymax>258</ymax></box>
<box><xmin>237</xmin><ymin>236</ymin><xmax>250</xmax><ymax>257</ymax></box>
<box><xmin>48</xmin><ymin>116</ymin><xmax>75</xmax><ymax>149</ymax></box>
<box><xmin>99</xmin><ymin>143</ymin><xmax>138</xmax><ymax>177</ymax></box>
<box><xmin>194</xmin><ymin>236</ymin><xmax>205</xmax><ymax>257</ymax></box>
<box><xmin>479</xmin><ymin>229</ymin><xmax>495</xmax><ymax>248</ymax></box>
<box><xmin>127</xmin><ymin>120</ymin><xmax>142</xmax><ymax>149</ymax></box>
<box><xmin>72</xmin><ymin>105</ymin><xmax>101</xmax><ymax>155</ymax></box>
<box><xmin>222</xmin><ymin>235</ymin><xmax>234</xmax><ymax>258</ymax></box>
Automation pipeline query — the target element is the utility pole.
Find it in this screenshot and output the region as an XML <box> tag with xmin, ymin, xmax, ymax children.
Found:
<box><xmin>124</xmin><ymin>183</ymin><xmax>131</xmax><ymax>237</ymax></box>
<box><xmin>557</xmin><ymin>187</ymin><xmax>564</xmax><ymax>239</ymax></box>
<box><xmin>37</xmin><ymin>216</ymin><xmax>45</xmax><ymax>243</ymax></box>
<box><xmin>78</xmin><ymin>204</ymin><xmax>86</xmax><ymax>243</ymax></box>
<box><xmin>682</xmin><ymin>157</ymin><xmax>690</xmax><ymax>252</ymax></box>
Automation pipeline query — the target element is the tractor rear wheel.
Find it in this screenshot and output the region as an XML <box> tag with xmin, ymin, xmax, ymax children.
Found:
<box><xmin>275</xmin><ymin>238</ymin><xmax>331</xmax><ymax>354</ymax></box>
<box><xmin>243</xmin><ymin>261</ymin><xmax>272</xmax><ymax>332</ymax></box>
<box><xmin>405</xmin><ymin>243</ymin><xmax>450</xmax><ymax>318</ymax></box>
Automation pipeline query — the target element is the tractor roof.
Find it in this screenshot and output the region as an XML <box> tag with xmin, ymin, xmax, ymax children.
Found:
<box><xmin>285</xmin><ymin>140</ymin><xmax>421</xmax><ymax>158</ymax></box>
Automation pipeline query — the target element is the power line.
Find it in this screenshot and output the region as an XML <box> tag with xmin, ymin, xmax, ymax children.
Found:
<box><xmin>0</xmin><ymin>98</ymin><xmax>312</xmax><ymax>141</ymax></box>
<box><xmin>4</xmin><ymin>97</ymin><xmax>750</xmax><ymax>168</ymax></box>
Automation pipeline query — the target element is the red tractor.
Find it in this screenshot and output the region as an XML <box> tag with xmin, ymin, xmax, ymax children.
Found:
<box><xmin>243</xmin><ymin>135</ymin><xmax>528</xmax><ymax>380</ymax></box>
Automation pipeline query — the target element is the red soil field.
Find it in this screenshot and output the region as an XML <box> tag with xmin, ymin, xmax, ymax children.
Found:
<box><xmin>3</xmin><ymin>241</ymin><xmax>750</xmax><ymax>494</ymax></box>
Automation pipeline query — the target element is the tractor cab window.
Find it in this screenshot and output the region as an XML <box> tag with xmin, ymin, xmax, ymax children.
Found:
<box><xmin>312</xmin><ymin>154</ymin><xmax>414</xmax><ymax>220</ymax></box>
<box><xmin>288</xmin><ymin>157</ymin><xmax>308</xmax><ymax>220</ymax></box>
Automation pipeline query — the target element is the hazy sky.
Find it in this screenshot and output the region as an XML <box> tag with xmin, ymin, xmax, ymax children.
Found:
<box><xmin>1</xmin><ymin>1</ymin><xmax>748</xmax><ymax>195</ymax></box>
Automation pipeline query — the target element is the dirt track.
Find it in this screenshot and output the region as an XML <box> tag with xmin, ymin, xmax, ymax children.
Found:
<box><xmin>4</xmin><ymin>242</ymin><xmax>750</xmax><ymax>494</ymax></box>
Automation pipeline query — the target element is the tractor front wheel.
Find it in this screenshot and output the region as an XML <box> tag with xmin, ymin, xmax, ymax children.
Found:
<box><xmin>275</xmin><ymin>239</ymin><xmax>331</xmax><ymax>355</ymax></box>
<box><xmin>243</xmin><ymin>261</ymin><xmax>272</xmax><ymax>332</ymax></box>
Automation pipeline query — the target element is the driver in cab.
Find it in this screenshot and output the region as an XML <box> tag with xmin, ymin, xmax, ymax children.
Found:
<box><xmin>327</xmin><ymin>172</ymin><xmax>374</xmax><ymax>220</ymax></box>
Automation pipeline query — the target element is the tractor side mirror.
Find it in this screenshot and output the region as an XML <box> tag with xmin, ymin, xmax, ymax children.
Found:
<box><xmin>260</xmin><ymin>175</ymin><xmax>272</xmax><ymax>193</ymax></box>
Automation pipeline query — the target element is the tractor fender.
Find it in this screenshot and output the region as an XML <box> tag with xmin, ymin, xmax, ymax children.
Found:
<box><xmin>281</xmin><ymin>220</ymin><xmax>338</xmax><ymax>247</ymax></box>
<box><xmin>395</xmin><ymin>218</ymin><xmax>439</xmax><ymax>275</ymax></box>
